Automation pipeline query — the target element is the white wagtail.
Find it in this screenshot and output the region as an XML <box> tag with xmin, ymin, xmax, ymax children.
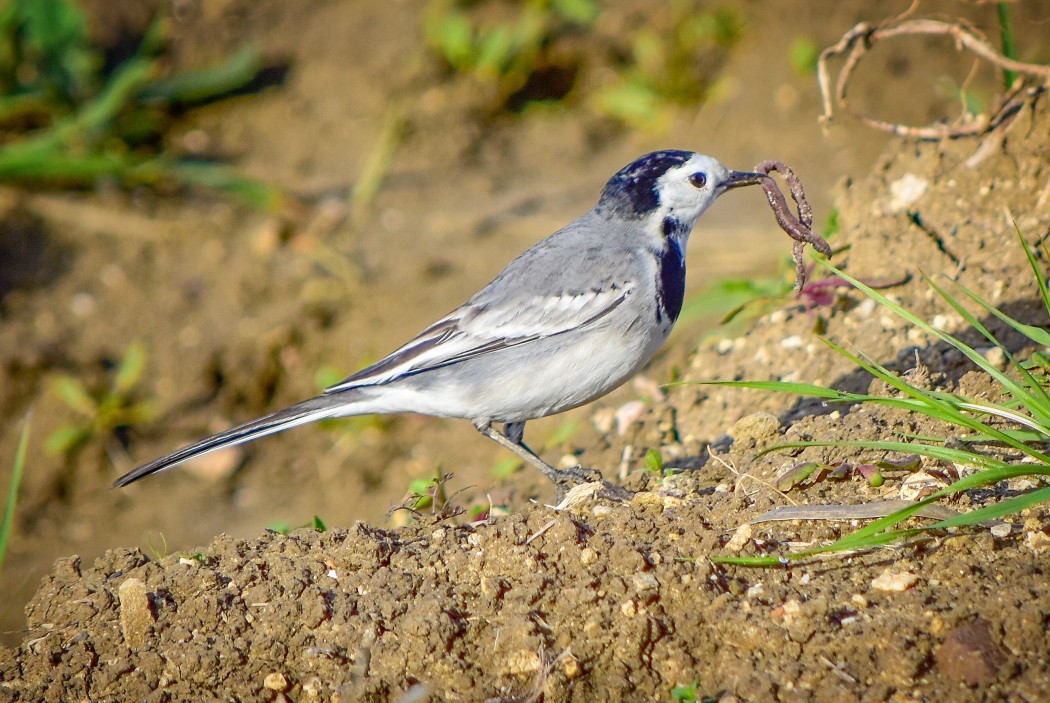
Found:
<box><xmin>114</xmin><ymin>151</ymin><xmax>766</xmax><ymax>491</ymax></box>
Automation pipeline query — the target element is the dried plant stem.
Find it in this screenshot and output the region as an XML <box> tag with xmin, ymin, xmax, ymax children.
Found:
<box><xmin>818</xmin><ymin>16</ymin><xmax>1050</xmax><ymax>139</ymax></box>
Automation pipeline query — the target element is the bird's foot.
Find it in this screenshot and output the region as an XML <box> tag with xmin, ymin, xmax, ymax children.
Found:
<box><xmin>538</xmin><ymin>464</ymin><xmax>604</xmax><ymax>504</ymax></box>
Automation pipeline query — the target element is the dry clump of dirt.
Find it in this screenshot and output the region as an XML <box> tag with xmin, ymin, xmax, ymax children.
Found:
<box><xmin>2</xmin><ymin>481</ymin><xmax>1049</xmax><ymax>702</ymax></box>
<box><xmin>4</xmin><ymin>77</ymin><xmax>1050</xmax><ymax>703</ymax></box>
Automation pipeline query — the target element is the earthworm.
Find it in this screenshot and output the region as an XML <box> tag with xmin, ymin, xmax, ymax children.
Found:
<box><xmin>753</xmin><ymin>160</ymin><xmax>832</xmax><ymax>290</ymax></box>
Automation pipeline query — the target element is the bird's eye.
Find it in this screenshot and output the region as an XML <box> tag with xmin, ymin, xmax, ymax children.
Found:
<box><xmin>689</xmin><ymin>172</ymin><xmax>707</xmax><ymax>189</ymax></box>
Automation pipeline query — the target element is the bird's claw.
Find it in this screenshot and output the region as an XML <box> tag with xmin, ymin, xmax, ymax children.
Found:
<box><xmin>541</xmin><ymin>464</ymin><xmax>604</xmax><ymax>503</ymax></box>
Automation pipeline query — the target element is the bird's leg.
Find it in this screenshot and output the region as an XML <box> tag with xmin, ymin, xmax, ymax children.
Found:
<box><xmin>473</xmin><ymin>420</ymin><xmax>601</xmax><ymax>499</ymax></box>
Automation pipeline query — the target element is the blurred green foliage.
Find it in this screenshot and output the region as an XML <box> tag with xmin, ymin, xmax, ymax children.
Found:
<box><xmin>45</xmin><ymin>341</ymin><xmax>156</xmax><ymax>457</ymax></box>
<box><xmin>423</xmin><ymin>0</ymin><xmax>743</xmax><ymax>130</ymax></box>
<box><xmin>788</xmin><ymin>36</ymin><xmax>819</xmax><ymax>75</ymax></box>
<box><xmin>0</xmin><ymin>0</ymin><xmax>285</xmax><ymax>209</ymax></box>
<box><xmin>424</xmin><ymin>0</ymin><xmax>598</xmax><ymax>101</ymax></box>
<box><xmin>593</xmin><ymin>4</ymin><xmax>741</xmax><ymax>130</ymax></box>
<box><xmin>0</xmin><ymin>416</ymin><xmax>30</xmax><ymax>574</ymax></box>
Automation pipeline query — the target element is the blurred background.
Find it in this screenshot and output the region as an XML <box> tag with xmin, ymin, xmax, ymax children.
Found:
<box><xmin>0</xmin><ymin>0</ymin><xmax>1046</xmax><ymax>645</ymax></box>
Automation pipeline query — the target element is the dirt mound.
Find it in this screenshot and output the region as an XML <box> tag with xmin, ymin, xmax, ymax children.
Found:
<box><xmin>3</xmin><ymin>83</ymin><xmax>1049</xmax><ymax>703</ymax></box>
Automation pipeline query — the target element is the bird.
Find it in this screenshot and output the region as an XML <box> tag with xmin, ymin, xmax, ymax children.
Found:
<box><xmin>114</xmin><ymin>150</ymin><xmax>767</xmax><ymax>493</ymax></box>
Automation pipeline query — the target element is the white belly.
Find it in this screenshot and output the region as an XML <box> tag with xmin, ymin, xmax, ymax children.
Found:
<box><xmin>344</xmin><ymin>315</ymin><xmax>670</xmax><ymax>423</ymax></box>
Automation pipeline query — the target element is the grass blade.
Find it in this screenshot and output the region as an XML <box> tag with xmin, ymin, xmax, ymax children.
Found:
<box><xmin>1017</xmin><ymin>224</ymin><xmax>1050</xmax><ymax>315</ymax></box>
<box><xmin>139</xmin><ymin>43</ymin><xmax>260</xmax><ymax>103</ymax></box>
<box><xmin>756</xmin><ymin>439</ymin><xmax>1011</xmax><ymax>469</ymax></box>
<box><xmin>924</xmin><ymin>273</ymin><xmax>1050</xmax><ymax>419</ymax></box>
<box><xmin>0</xmin><ymin>415</ymin><xmax>30</xmax><ymax>573</ymax></box>
<box><xmin>927</xmin><ymin>485</ymin><xmax>1050</xmax><ymax>529</ymax></box>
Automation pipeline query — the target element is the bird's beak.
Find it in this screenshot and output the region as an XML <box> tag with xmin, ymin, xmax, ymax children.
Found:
<box><xmin>720</xmin><ymin>170</ymin><xmax>766</xmax><ymax>192</ymax></box>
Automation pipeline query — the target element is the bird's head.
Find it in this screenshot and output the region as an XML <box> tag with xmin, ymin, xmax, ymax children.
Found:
<box><xmin>597</xmin><ymin>150</ymin><xmax>765</xmax><ymax>236</ymax></box>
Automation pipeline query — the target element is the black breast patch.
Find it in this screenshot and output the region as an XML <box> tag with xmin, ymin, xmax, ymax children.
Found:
<box><xmin>656</xmin><ymin>238</ymin><xmax>686</xmax><ymax>323</ymax></box>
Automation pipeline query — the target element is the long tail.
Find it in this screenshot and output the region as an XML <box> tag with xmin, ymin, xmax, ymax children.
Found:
<box><xmin>113</xmin><ymin>394</ymin><xmax>353</xmax><ymax>488</ymax></box>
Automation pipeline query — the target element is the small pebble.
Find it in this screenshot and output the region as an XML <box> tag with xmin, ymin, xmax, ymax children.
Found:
<box><xmin>302</xmin><ymin>677</ymin><xmax>323</xmax><ymax>698</ymax></box>
<box><xmin>70</xmin><ymin>293</ymin><xmax>96</xmax><ymax>318</ymax></box>
<box><xmin>979</xmin><ymin>346</ymin><xmax>1007</xmax><ymax>370</ymax></box>
<box><xmin>871</xmin><ymin>569</ymin><xmax>919</xmax><ymax>592</ymax></box>
<box><xmin>614</xmin><ymin>400</ymin><xmax>647</xmax><ymax>436</ymax></box>
<box><xmin>745</xmin><ymin>582</ymin><xmax>765</xmax><ymax>599</ymax></box>
<box><xmin>989</xmin><ymin>523</ymin><xmax>1012</xmax><ymax>538</ymax></box>
<box><xmin>632</xmin><ymin>573</ymin><xmax>659</xmax><ymax>593</ymax></box>
<box><xmin>1026</xmin><ymin>530</ymin><xmax>1050</xmax><ymax>552</ymax></box>
<box><xmin>264</xmin><ymin>672</ymin><xmax>289</xmax><ymax>692</ymax></box>
<box><xmin>725</xmin><ymin>523</ymin><xmax>752</xmax><ymax>552</ymax></box>
<box><xmin>931</xmin><ymin>314</ymin><xmax>961</xmax><ymax>333</ymax></box>
<box><xmin>118</xmin><ymin>578</ymin><xmax>154</xmax><ymax>649</ymax></box>
<box><xmin>887</xmin><ymin>173</ymin><xmax>928</xmax><ymax>212</ymax></box>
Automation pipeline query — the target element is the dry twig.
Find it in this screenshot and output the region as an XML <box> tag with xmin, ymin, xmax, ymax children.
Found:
<box><xmin>818</xmin><ymin>13</ymin><xmax>1050</xmax><ymax>139</ymax></box>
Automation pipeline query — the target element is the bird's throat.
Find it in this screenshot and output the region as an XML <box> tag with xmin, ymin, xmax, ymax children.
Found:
<box><xmin>656</xmin><ymin>236</ymin><xmax>686</xmax><ymax>324</ymax></box>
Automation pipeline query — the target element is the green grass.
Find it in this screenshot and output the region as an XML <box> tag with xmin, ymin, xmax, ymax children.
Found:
<box><xmin>0</xmin><ymin>415</ymin><xmax>30</xmax><ymax>573</ymax></box>
<box><xmin>996</xmin><ymin>1</ymin><xmax>1018</xmax><ymax>88</ymax></box>
<box><xmin>0</xmin><ymin>0</ymin><xmax>285</xmax><ymax>209</ymax></box>
<box><xmin>704</xmin><ymin>227</ymin><xmax>1050</xmax><ymax>565</ymax></box>
<box><xmin>423</xmin><ymin>0</ymin><xmax>599</xmax><ymax>103</ymax></box>
<box><xmin>45</xmin><ymin>341</ymin><xmax>156</xmax><ymax>457</ymax></box>
<box><xmin>423</xmin><ymin>0</ymin><xmax>742</xmax><ymax>129</ymax></box>
<box><xmin>268</xmin><ymin>515</ymin><xmax>328</xmax><ymax>535</ymax></box>
<box><xmin>670</xmin><ymin>680</ymin><xmax>717</xmax><ymax>703</ymax></box>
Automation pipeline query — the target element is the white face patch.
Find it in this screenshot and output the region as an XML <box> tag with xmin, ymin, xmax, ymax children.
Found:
<box><xmin>652</xmin><ymin>155</ymin><xmax>733</xmax><ymax>225</ymax></box>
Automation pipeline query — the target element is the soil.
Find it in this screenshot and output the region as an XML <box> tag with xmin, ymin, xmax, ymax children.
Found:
<box><xmin>2</xmin><ymin>1</ymin><xmax>1050</xmax><ymax>701</ymax></box>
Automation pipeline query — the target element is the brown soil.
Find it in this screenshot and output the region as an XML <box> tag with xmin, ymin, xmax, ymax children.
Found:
<box><xmin>2</xmin><ymin>1</ymin><xmax>1050</xmax><ymax>701</ymax></box>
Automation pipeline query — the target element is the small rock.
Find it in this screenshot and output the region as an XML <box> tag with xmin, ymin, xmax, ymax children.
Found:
<box><xmin>591</xmin><ymin>407</ymin><xmax>615</xmax><ymax>434</ymax></box>
<box><xmin>250</xmin><ymin>217</ymin><xmax>284</xmax><ymax>259</ymax></box>
<box><xmin>887</xmin><ymin>173</ymin><xmax>928</xmax><ymax>212</ymax></box>
<box><xmin>118</xmin><ymin>578</ymin><xmax>154</xmax><ymax>649</ymax></box>
<box><xmin>727</xmin><ymin>412</ymin><xmax>781</xmax><ymax>444</ymax></box>
<box><xmin>978</xmin><ymin>346</ymin><xmax>1007</xmax><ymax>370</ymax></box>
<box><xmin>614</xmin><ymin>400</ymin><xmax>648</xmax><ymax>436</ymax></box>
<box><xmin>899</xmin><ymin>471</ymin><xmax>946</xmax><ymax>501</ymax></box>
<box><xmin>855</xmin><ymin>298</ymin><xmax>877</xmax><ymax>317</ymax></box>
<box><xmin>871</xmin><ymin>569</ymin><xmax>919</xmax><ymax>592</ymax></box>
<box><xmin>184</xmin><ymin>442</ymin><xmax>241</xmax><ymax>481</ymax></box>
<box><xmin>632</xmin><ymin>572</ymin><xmax>659</xmax><ymax>593</ymax></box>
<box><xmin>725</xmin><ymin>523</ymin><xmax>752</xmax><ymax>552</ymax></box>
<box><xmin>301</xmin><ymin>677</ymin><xmax>323</xmax><ymax>698</ymax></box>
<box><xmin>935</xmin><ymin>618</ymin><xmax>1007</xmax><ymax>686</ymax></box>
<box><xmin>989</xmin><ymin>522</ymin><xmax>1012</xmax><ymax>538</ymax></box>
<box><xmin>931</xmin><ymin>313</ymin><xmax>961</xmax><ymax>333</ymax></box>
<box><xmin>745</xmin><ymin>582</ymin><xmax>765</xmax><ymax>599</ymax></box>
<box><xmin>1026</xmin><ymin>529</ymin><xmax>1050</xmax><ymax>552</ymax></box>
<box><xmin>264</xmin><ymin>672</ymin><xmax>289</xmax><ymax>692</ymax></box>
